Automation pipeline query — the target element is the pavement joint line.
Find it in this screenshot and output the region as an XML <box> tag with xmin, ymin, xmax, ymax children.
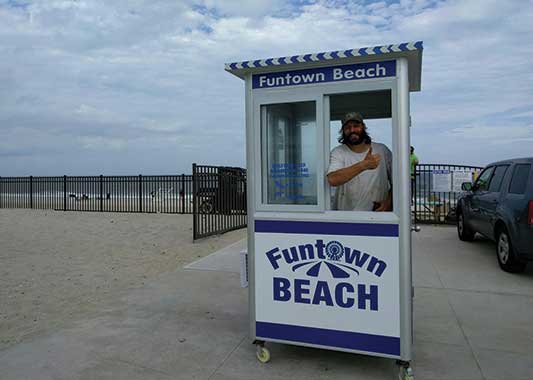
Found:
<box><xmin>415</xmin><ymin>285</ymin><xmax>533</xmax><ymax>299</ymax></box>
<box><xmin>445</xmin><ymin>290</ymin><xmax>487</xmax><ymax>380</ymax></box>
<box><xmin>207</xmin><ymin>334</ymin><xmax>247</xmax><ymax>380</ymax></box>
<box><xmin>426</xmin><ymin>247</ymin><xmax>487</xmax><ymax>380</ymax></box>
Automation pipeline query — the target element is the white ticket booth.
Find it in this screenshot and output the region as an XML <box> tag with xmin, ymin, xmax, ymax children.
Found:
<box><xmin>226</xmin><ymin>41</ymin><xmax>423</xmax><ymax>378</ymax></box>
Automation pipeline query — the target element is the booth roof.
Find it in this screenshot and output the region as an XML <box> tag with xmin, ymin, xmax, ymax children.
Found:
<box><xmin>225</xmin><ymin>41</ymin><xmax>423</xmax><ymax>92</ymax></box>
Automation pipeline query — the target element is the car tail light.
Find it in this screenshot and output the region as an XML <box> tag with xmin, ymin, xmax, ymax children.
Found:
<box><xmin>529</xmin><ymin>201</ymin><xmax>533</xmax><ymax>226</ymax></box>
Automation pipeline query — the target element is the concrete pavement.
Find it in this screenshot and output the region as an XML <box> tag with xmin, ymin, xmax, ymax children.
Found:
<box><xmin>1</xmin><ymin>226</ymin><xmax>532</xmax><ymax>380</ymax></box>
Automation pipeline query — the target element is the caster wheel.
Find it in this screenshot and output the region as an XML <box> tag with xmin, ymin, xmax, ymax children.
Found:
<box><xmin>256</xmin><ymin>345</ymin><xmax>271</xmax><ymax>363</ymax></box>
<box><xmin>396</xmin><ymin>360</ymin><xmax>414</xmax><ymax>380</ymax></box>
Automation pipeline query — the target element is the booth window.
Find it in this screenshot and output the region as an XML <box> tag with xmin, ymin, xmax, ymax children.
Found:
<box><xmin>261</xmin><ymin>101</ymin><xmax>317</xmax><ymax>205</ymax></box>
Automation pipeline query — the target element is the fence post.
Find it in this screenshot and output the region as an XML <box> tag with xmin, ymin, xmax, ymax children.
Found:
<box><xmin>30</xmin><ymin>175</ymin><xmax>33</xmax><ymax>209</ymax></box>
<box><xmin>139</xmin><ymin>174</ymin><xmax>143</xmax><ymax>213</ymax></box>
<box><xmin>0</xmin><ymin>176</ymin><xmax>2</xmax><ymax>209</ymax></box>
<box><xmin>181</xmin><ymin>174</ymin><xmax>185</xmax><ymax>214</ymax></box>
<box><xmin>100</xmin><ymin>175</ymin><xmax>103</xmax><ymax>212</ymax></box>
<box><xmin>63</xmin><ymin>175</ymin><xmax>67</xmax><ymax>211</ymax></box>
<box><xmin>413</xmin><ymin>166</ymin><xmax>417</xmax><ymax>225</ymax></box>
<box><xmin>192</xmin><ymin>164</ymin><xmax>197</xmax><ymax>240</ymax></box>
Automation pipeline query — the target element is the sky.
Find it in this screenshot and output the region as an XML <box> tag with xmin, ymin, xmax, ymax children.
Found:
<box><xmin>1</xmin><ymin>0</ymin><xmax>532</xmax><ymax>176</ymax></box>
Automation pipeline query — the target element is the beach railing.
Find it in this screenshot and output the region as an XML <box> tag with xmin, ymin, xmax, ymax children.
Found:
<box><xmin>0</xmin><ymin>175</ymin><xmax>194</xmax><ymax>214</ymax></box>
<box><xmin>192</xmin><ymin>164</ymin><xmax>247</xmax><ymax>240</ymax></box>
<box><xmin>413</xmin><ymin>164</ymin><xmax>483</xmax><ymax>224</ymax></box>
<box><xmin>1</xmin><ymin>163</ymin><xmax>482</xmax><ymax>227</ymax></box>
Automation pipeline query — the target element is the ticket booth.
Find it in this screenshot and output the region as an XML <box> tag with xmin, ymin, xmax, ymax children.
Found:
<box><xmin>226</xmin><ymin>41</ymin><xmax>423</xmax><ymax>378</ymax></box>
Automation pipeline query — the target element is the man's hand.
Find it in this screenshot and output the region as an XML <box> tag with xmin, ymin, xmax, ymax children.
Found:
<box><xmin>363</xmin><ymin>147</ymin><xmax>381</xmax><ymax>170</ymax></box>
<box><xmin>327</xmin><ymin>145</ymin><xmax>382</xmax><ymax>187</ymax></box>
<box><xmin>375</xmin><ymin>193</ymin><xmax>393</xmax><ymax>212</ymax></box>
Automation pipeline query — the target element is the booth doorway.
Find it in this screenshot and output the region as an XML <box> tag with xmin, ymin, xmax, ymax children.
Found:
<box><xmin>327</xmin><ymin>90</ymin><xmax>394</xmax><ymax>211</ymax></box>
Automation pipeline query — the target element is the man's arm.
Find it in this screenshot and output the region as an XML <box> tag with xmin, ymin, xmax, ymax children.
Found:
<box><xmin>327</xmin><ymin>146</ymin><xmax>381</xmax><ymax>187</ymax></box>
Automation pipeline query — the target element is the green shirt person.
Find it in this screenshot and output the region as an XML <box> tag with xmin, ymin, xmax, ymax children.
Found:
<box><xmin>410</xmin><ymin>146</ymin><xmax>419</xmax><ymax>180</ymax></box>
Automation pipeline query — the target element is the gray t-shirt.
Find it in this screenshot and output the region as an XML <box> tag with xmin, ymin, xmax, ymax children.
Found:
<box><xmin>327</xmin><ymin>143</ymin><xmax>392</xmax><ymax>211</ymax></box>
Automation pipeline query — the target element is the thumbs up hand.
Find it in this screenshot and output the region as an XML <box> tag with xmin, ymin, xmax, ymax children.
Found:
<box><xmin>363</xmin><ymin>146</ymin><xmax>381</xmax><ymax>170</ymax></box>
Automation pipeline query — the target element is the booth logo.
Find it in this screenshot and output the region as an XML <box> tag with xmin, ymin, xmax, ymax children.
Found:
<box><xmin>264</xmin><ymin>239</ymin><xmax>387</xmax><ymax>310</ymax></box>
<box><xmin>265</xmin><ymin>239</ymin><xmax>387</xmax><ymax>279</ymax></box>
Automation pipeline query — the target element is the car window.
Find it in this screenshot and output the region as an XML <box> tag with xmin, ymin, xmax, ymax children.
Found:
<box><xmin>475</xmin><ymin>167</ymin><xmax>494</xmax><ymax>191</ymax></box>
<box><xmin>509</xmin><ymin>164</ymin><xmax>531</xmax><ymax>194</ymax></box>
<box><xmin>488</xmin><ymin>165</ymin><xmax>509</xmax><ymax>193</ymax></box>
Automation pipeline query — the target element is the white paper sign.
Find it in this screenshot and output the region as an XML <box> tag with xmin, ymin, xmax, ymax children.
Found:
<box><xmin>452</xmin><ymin>171</ymin><xmax>473</xmax><ymax>193</ymax></box>
<box><xmin>432</xmin><ymin>170</ymin><xmax>452</xmax><ymax>192</ymax></box>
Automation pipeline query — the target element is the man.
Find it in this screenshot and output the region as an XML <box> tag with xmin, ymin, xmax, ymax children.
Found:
<box><xmin>410</xmin><ymin>146</ymin><xmax>419</xmax><ymax>181</ymax></box>
<box><xmin>327</xmin><ymin>112</ymin><xmax>392</xmax><ymax>211</ymax></box>
<box><xmin>410</xmin><ymin>146</ymin><xmax>419</xmax><ymax>202</ymax></box>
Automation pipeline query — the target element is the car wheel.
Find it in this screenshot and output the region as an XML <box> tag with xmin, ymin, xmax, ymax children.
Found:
<box><xmin>457</xmin><ymin>211</ymin><xmax>475</xmax><ymax>241</ymax></box>
<box><xmin>496</xmin><ymin>227</ymin><xmax>527</xmax><ymax>273</ymax></box>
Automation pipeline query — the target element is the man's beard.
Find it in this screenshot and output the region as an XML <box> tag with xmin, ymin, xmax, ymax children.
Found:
<box><xmin>345</xmin><ymin>129</ymin><xmax>369</xmax><ymax>146</ymax></box>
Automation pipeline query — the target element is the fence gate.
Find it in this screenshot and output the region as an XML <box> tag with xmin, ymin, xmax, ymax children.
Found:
<box><xmin>192</xmin><ymin>164</ymin><xmax>247</xmax><ymax>240</ymax></box>
<box><xmin>413</xmin><ymin>164</ymin><xmax>483</xmax><ymax>224</ymax></box>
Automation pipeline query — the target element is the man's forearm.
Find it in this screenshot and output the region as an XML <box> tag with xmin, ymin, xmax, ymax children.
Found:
<box><xmin>327</xmin><ymin>162</ymin><xmax>368</xmax><ymax>187</ymax></box>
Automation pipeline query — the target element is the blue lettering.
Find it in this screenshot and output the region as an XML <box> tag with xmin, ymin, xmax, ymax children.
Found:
<box><xmin>298</xmin><ymin>244</ymin><xmax>314</xmax><ymax>260</ymax></box>
<box><xmin>273</xmin><ymin>277</ymin><xmax>291</xmax><ymax>301</ymax></box>
<box><xmin>294</xmin><ymin>279</ymin><xmax>311</xmax><ymax>304</ymax></box>
<box><xmin>312</xmin><ymin>281</ymin><xmax>334</xmax><ymax>306</ymax></box>
<box><xmin>367</xmin><ymin>257</ymin><xmax>387</xmax><ymax>277</ymax></box>
<box><xmin>266</xmin><ymin>247</ymin><xmax>282</xmax><ymax>269</ymax></box>
<box><xmin>282</xmin><ymin>247</ymin><xmax>299</xmax><ymax>264</ymax></box>
<box><xmin>344</xmin><ymin>248</ymin><xmax>370</xmax><ymax>267</ymax></box>
<box><xmin>315</xmin><ymin>239</ymin><xmax>326</xmax><ymax>259</ymax></box>
<box><xmin>335</xmin><ymin>283</ymin><xmax>355</xmax><ymax>308</ymax></box>
<box><xmin>357</xmin><ymin>284</ymin><xmax>378</xmax><ymax>311</ymax></box>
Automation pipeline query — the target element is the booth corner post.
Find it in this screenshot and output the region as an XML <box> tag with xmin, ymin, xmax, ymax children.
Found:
<box><xmin>226</xmin><ymin>41</ymin><xmax>423</xmax><ymax>378</ymax></box>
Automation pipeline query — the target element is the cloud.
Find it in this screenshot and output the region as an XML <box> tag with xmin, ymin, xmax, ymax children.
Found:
<box><xmin>0</xmin><ymin>0</ymin><xmax>532</xmax><ymax>175</ymax></box>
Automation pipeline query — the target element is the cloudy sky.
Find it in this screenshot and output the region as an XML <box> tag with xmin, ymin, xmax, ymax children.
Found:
<box><xmin>1</xmin><ymin>0</ymin><xmax>532</xmax><ymax>176</ymax></box>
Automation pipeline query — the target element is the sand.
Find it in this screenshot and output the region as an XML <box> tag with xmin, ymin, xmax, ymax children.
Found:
<box><xmin>0</xmin><ymin>209</ymin><xmax>246</xmax><ymax>351</ymax></box>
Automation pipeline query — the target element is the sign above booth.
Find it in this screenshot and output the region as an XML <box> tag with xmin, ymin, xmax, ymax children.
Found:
<box><xmin>252</xmin><ymin>60</ymin><xmax>396</xmax><ymax>89</ymax></box>
<box><xmin>226</xmin><ymin>41</ymin><xmax>423</xmax><ymax>92</ymax></box>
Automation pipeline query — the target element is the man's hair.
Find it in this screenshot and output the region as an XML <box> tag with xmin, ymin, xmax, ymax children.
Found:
<box><xmin>338</xmin><ymin>123</ymin><xmax>372</xmax><ymax>145</ymax></box>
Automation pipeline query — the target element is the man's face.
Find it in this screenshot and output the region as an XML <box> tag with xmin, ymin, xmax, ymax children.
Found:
<box><xmin>342</xmin><ymin>120</ymin><xmax>367</xmax><ymax>145</ymax></box>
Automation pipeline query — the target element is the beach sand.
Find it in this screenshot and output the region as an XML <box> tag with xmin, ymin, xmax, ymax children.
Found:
<box><xmin>0</xmin><ymin>209</ymin><xmax>246</xmax><ymax>351</ymax></box>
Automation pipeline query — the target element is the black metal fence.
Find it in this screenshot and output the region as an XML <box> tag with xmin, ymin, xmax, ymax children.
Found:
<box><xmin>413</xmin><ymin>164</ymin><xmax>483</xmax><ymax>224</ymax></box>
<box><xmin>0</xmin><ymin>175</ymin><xmax>194</xmax><ymax>214</ymax></box>
<box><xmin>193</xmin><ymin>164</ymin><xmax>247</xmax><ymax>240</ymax></box>
<box><xmin>1</xmin><ymin>163</ymin><xmax>481</xmax><ymax>230</ymax></box>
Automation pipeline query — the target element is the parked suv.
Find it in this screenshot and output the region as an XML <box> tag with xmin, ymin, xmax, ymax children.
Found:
<box><xmin>456</xmin><ymin>158</ymin><xmax>533</xmax><ymax>273</ymax></box>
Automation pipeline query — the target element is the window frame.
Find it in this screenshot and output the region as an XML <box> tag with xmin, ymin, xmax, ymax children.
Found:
<box><xmin>508</xmin><ymin>163</ymin><xmax>532</xmax><ymax>195</ymax></box>
<box><xmin>253</xmin><ymin>91</ymin><xmax>324</xmax><ymax>213</ymax></box>
<box><xmin>473</xmin><ymin>166</ymin><xmax>495</xmax><ymax>192</ymax></box>
<box><xmin>487</xmin><ymin>165</ymin><xmax>509</xmax><ymax>193</ymax></box>
<box><xmin>251</xmin><ymin>76</ymin><xmax>398</xmax><ymax>217</ymax></box>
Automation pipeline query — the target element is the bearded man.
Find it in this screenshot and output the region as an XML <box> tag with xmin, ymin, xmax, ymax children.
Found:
<box><xmin>327</xmin><ymin>112</ymin><xmax>393</xmax><ymax>211</ymax></box>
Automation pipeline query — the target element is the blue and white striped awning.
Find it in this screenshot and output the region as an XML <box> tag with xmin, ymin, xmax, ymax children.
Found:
<box><xmin>225</xmin><ymin>41</ymin><xmax>423</xmax><ymax>91</ymax></box>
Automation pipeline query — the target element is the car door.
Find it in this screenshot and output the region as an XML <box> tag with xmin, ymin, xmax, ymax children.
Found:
<box><xmin>469</xmin><ymin>166</ymin><xmax>494</xmax><ymax>232</ymax></box>
<box><xmin>504</xmin><ymin>163</ymin><xmax>533</xmax><ymax>255</ymax></box>
<box><xmin>477</xmin><ymin>165</ymin><xmax>509</xmax><ymax>238</ymax></box>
